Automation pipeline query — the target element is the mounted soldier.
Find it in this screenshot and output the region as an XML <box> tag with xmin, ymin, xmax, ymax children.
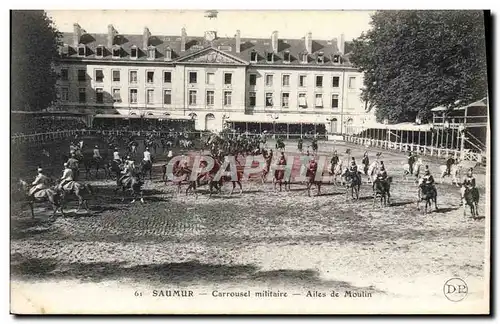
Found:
<box><xmin>420</xmin><ymin>165</ymin><xmax>436</xmax><ymax>196</ymax></box>
<box><xmin>297</xmin><ymin>138</ymin><xmax>303</xmax><ymax>153</ymax></box>
<box><xmin>58</xmin><ymin>162</ymin><xmax>74</xmax><ymax>191</ymax></box>
<box><xmin>461</xmin><ymin>168</ymin><xmax>478</xmax><ymax>198</ymax></box>
<box><xmin>362</xmin><ymin>151</ymin><xmax>370</xmax><ymax>175</ymax></box>
<box><xmin>93</xmin><ymin>145</ymin><xmax>102</xmax><ymax>162</ymax></box>
<box><xmin>66</xmin><ymin>152</ymin><xmax>80</xmax><ymax>181</ymax></box>
<box><xmin>113</xmin><ymin>147</ymin><xmax>122</xmax><ymax>164</ymax></box>
<box><xmin>330</xmin><ymin>150</ymin><xmax>339</xmax><ymax>170</ymax></box>
<box><xmin>29</xmin><ymin>168</ymin><xmax>50</xmax><ymax>197</ymax></box>
<box><xmin>446</xmin><ymin>154</ymin><xmax>455</xmax><ymax>176</ymax></box>
<box><xmin>407</xmin><ymin>151</ymin><xmax>416</xmax><ymax>175</ymax></box>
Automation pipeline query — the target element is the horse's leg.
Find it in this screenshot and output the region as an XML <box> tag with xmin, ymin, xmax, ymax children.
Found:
<box><xmin>238</xmin><ymin>181</ymin><xmax>243</xmax><ymax>195</ymax></box>
<box><xmin>229</xmin><ymin>182</ymin><xmax>235</xmax><ymax>196</ymax></box>
<box><xmin>307</xmin><ymin>182</ymin><xmax>311</xmax><ymax>197</ymax></box>
<box><xmin>29</xmin><ymin>202</ymin><xmax>35</xmax><ymax>219</ymax></box>
<box><xmin>140</xmin><ymin>190</ymin><xmax>145</xmax><ymax>204</ymax></box>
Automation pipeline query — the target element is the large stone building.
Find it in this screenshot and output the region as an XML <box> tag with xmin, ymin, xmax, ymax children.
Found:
<box><xmin>56</xmin><ymin>23</ymin><xmax>374</xmax><ymax>135</ymax></box>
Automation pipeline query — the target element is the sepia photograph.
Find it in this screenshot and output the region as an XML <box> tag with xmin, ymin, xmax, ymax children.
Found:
<box><xmin>9</xmin><ymin>9</ymin><xmax>490</xmax><ymax>314</ymax></box>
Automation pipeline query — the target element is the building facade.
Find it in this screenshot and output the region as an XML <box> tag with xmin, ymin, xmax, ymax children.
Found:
<box><xmin>56</xmin><ymin>24</ymin><xmax>374</xmax><ymax>134</ymax></box>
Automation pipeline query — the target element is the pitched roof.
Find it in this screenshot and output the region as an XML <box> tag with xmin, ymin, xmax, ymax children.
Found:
<box><xmin>60</xmin><ymin>31</ymin><xmax>354</xmax><ymax>66</ymax></box>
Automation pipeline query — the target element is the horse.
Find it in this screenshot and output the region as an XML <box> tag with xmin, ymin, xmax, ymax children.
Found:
<box><xmin>220</xmin><ymin>167</ymin><xmax>244</xmax><ymax>196</ymax></box>
<box><xmin>367</xmin><ymin>161</ymin><xmax>379</xmax><ymax>183</ymax></box>
<box><xmin>311</xmin><ymin>141</ymin><xmax>318</xmax><ymax>154</ymax></box>
<box><xmin>439</xmin><ymin>164</ymin><xmax>462</xmax><ymax>186</ymax></box>
<box><xmin>306</xmin><ymin>166</ymin><xmax>322</xmax><ymax>197</ymax></box>
<box><xmin>329</xmin><ymin>160</ymin><xmax>344</xmax><ymax>185</ymax></box>
<box><xmin>140</xmin><ymin>159</ymin><xmax>153</xmax><ymax>180</ymax></box>
<box><xmin>83</xmin><ymin>155</ymin><xmax>104</xmax><ymax>179</ymax></box>
<box><xmin>460</xmin><ymin>185</ymin><xmax>480</xmax><ymax>219</ymax></box>
<box><xmin>276</xmin><ymin>139</ymin><xmax>285</xmax><ymax>151</ymax></box>
<box><xmin>17</xmin><ymin>180</ymin><xmax>64</xmax><ymax>218</ymax></box>
<box><xmin>372</xmin><ymin>176</ymin><xmax>392</xmax><ymax>207</ymax></box>
<box><xmin>273</xmin><ymin>163</ymin><xmax>290</xmax><ymax>192</ymax></box>
<box><xmin>115</xmin><ymin>170</ymin><xmax>145</xmax><ymax>203</ymax></box>
<box><xmin>403</xmin><ymin>159</ymin><xmax>423</xmax><ymax>181</ymax></box>
<box><xmin>417</xmin><ymin>178</ymin><xmax>438</xmax><ymax>214</ymax></box>
<box><xmin>106</xmin><ymin>160</ymin><xmax>123</xmax><ymax>183</ymax></box>
<box><xmin>342</xmin><ymin>170</ymin><xmax>361</xmax><ymax>200</ymax></box>
<box><xmin>56</xmin><ymin>180</ymin><xmax>94</xmax><ymax>212</ymax></box>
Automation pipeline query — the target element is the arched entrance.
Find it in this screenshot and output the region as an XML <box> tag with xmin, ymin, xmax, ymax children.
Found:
<box><xmin>330</xmin><ymin>118</ymin><xmax>338</xmax><ymax>134</ymax></box>
<box><xmin>188</xmin><ymin>113</ymin><xmax>198</xmax><ymax>120</ymax></box>
<box><xmin>205</xmin><ymin>113</ymin><xmax>216</xmax><ymax>131</ymax></box>
<box><xmin>345</xmin><ymin>118</ymin><xmax>354</xmax><ymax>134</ymax></box>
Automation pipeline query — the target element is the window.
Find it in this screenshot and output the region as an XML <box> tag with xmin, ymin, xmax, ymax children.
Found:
<box><xmin>224</xmin><ymin>91</ymin><xmax>232</xmax><ymax>106</ymax></box>
<box><xmin>129</xmin><ymin>89</ymin><xmax>138</xmax><ymax>104</ymax></box>
<box><xmin>129</xmin><ymin>70</ymin><xmax>138</xmax><ymax>83</ymax></box>
<box><xmin>315</xmin><ymin>94</ymin><xmax>323</xmax><ymax>108</ymax></box>
<box><xmin>348</xmin><ymin>77</ymin><xmax>356</xmax><ymax>89</ymax></box>
<box><xmin>249</xmin><ymin>92</ymin><xmax>256</xmax><ymax>107</ymax></box>
<box><xmin>78</xmin><ymin>88</ymin><xmax>86</xmax><ymax>103</ymax></box>
<box><xmin>78</xmin><ymin>45</ymin><xmax>86</xmax><ymax>57</ymax></box>
<box><xmin>282</xmin><ymin>75</ymin><xmax>290</xmax><ymax>87</ymax></box>
<box><xmin>298</xmin><ymin>93</ymin><xmax>307</xmax><ymax>108</ymax></box>
<box><xmin>164</xmin><ymin>71</ymin><xmax>172</xmax><ymax>83</ymax></box>
<box><xmin>206</xmin><ymin>90</ymin><xmax>215</xmax><ymax>106</ymax></box>
<box><xmin>189</xmin><ymin>90</ymin><xmax>197</xmax><ymax>105</ymax></box>
<box><xmin>301</xmin><ymin>53</ymin><xmax>308</xmax><ymax>63</ymax></box>
<box><xmin>250</xmin><ymin>51</ymin><xmax>258</xmax><ymax>62</ymax></box>
<box><xmin>147</xmin><ymin>71</ymin><xmax>154</xmax><ymax>83</ymax></box>
<box><xmin>265</xmin><ymin>74</ymin><xmax>273</xmax><ymax>86</ymax></box>
<box><xmin>299</xmin><ymin>75</ymin><xmax>306</xmax><ymax>87</ymax></box>
<box><xmin>146</xmin><ymin>89</ymin><xmax>154</xmax><ymax>104</ymax></box>
<box><xmin>189</xmin><ymin>72</ymin><xmax>197</xmax><ymax>84</ymax></box>
<box><xmin>266</xmin><ymin>52</ymin><xmax>274</xmax><ymax>63</ymax></box>
<box><xmin>77</xmin><ymin>70</ymin><xmax>86</xmax><ymax>82</ymax></box>
<box><xmin>316</xmin><ymin>75</ymin><xmax>323</xmax><ymax>88</ymax></box>
<box><xmin>130</xmin><ymin>46</ymin><xmax>138</xmax><ymax>59</ymax></box>
<box><xmin>112</xmin><ymin>89</ymin><xmax>121</xmax><ymax>103</ymax></box>
<box><xmin>283</xmin><ymin>51</ymin><xmax>290</xmax><ymax>63</ymax></box>
<box><xmin>317</xmin><ymin>53</ymin><xmax>324</xmax><ymax>64</ymax></box>
<box><xmin>163</xmin><ymin>90</ymin><xmax>171</xmax><ymax>105</ymax></box>
<box><xmin>249</xmin><ymin>74</ymin><xmax>257</xmax><ymax>86</ymax></box>
<box><xmin>60</xmin><ymin>69</ymin><xmax>68</xmax><ymax>81</ymax></box>
<box><xmin>332</xmin><ymin>76</ymin><xmax>340</xmax><ymax>88</ymax></box>
<box><xmin>95</xmin><ymin>69</ymin><xmax>104</xmax><ymax>83</ymax></box>
<box><xmin>224</xmin><ymin>73</ymin><xmax>232</xmax><ymax>85</ymax></box>
<box><xmin>112</xmin><ymin>47</ymin><xmax>121</xmax><ymax>58</ymax></box>
<box><xmin>282</xmin><ymin>93</ymin><xmax>289</xmax><ymax>108</ymax></box>
<box><xmin>147</xmin><ymin>47</ymin><xmax>156</xmax><ymax>59</ymax></box>
<box><xmin>332</xmin><ymin>55</ymin><xmax>340</xmax><ymax>63</ymax></box>
<box><xmin>61</xmin><ymin>87</ymin><xmax>69</xmax><ymax>101</ymax></box>
<box><xmin>96</xmin><ymin>46</ymin><xmax>103</xmax><ymax>57</ymax></box>
<box><xmin>165</xmin><ymin>48</ymin><xmax>172</xmax><ymax>61</ymax></box>
<box><xmin>96</xmin><ymin>88</ymin><xmax>104</xmax><ymax>103</ymax></box>
<box><xmin>332</xmin><ymin>94</ymin><xmax>339</xmax><ymax>108</ymax></box>
<box><xmin>112</xmin><ymin>70</ymin><xmax>120</xmax><ymax>82</ymax></box>
<box><xmin>265</xmin><ymin>93</ymin><xmax>273</xmax><ymax>107</ymax></box>
<box><xmin>206</xmin><ymin>72</ymin><xmax>215</xmax><ymax>85</ymax></box>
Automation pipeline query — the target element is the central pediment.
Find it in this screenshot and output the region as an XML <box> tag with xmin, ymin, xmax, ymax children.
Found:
<box><xmin>176</xmin><ymin>47</ymin><xmax>248</xmax><ymax>65</ymax></box>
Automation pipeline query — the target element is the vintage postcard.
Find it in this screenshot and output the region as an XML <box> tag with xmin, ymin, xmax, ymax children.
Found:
<box><xmin>10</xmin><ymin>9</ymin><xmax>490</xmax><ymax>314</ymax></box>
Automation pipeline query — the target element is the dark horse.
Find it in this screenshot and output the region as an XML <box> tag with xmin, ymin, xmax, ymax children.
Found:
<box><xmin>106</xmin><ymin>160</ymin><xmax>123</xmax><ymax>183</ymax></box>
<box><xmin>306</xmin><ymin>166</ymin><xmax>322</xmax><ymax>197</ymax></box>
<box><xmin>140</xmin><ymin>159</ymin><xmax>153</xmax><ymax>180</ymax></box>
<box><xmin>343</xmin><ymin>170</ymin><xmax>361</xmax><ymax>200</ymax></box>
<box><xmin>461</xmin><ymin>185</ymin><xmax>480</xmax><ymax>219</ymax></box>
<box><xmin>16</xmin><ymin>180</ymin><xmax>64</xmax><ymax>219</ymax></box>
<box><xmin>417</xmin><ymin>179</ymin><xmax>438</xmax><ymax>214</ymax></box>
<box><xmin>83</xmin><ymin>156</ymin><xmax>104</xmax><ymax>179</ymax></box>
<box><xmin>185</xmin><ymin>160</ymin><xmax>222</xmax><ymax>197</ymax></box>
<box><xmin>372</xmin><ymin>177</ymin><xmax>392</xmax><ymax>207</ymax></box>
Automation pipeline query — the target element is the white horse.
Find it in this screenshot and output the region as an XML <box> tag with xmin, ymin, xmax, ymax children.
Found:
<box><xmin>367</xmin><ymin>161</ymin><xmax>379</xmax><ymax>183</ymax></box>
<box><xmin>328</xmin><ymin>160</ymin><xmax>344</xmax><ymax>185</ymax></box>
<box><xmin>403</xmin><ymin>158</ymin><xmax>423</xmax><ymax>181</ymax></box>
<box><xmin>439</xmin><ymin>163</ymin><xmax>462</xmax><ymax>186</ymax></box>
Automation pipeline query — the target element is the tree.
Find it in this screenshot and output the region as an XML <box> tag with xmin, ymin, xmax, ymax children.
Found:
<box><xmin>350</xmin><ymin>11</ymin><xmax>488</xmax><ymax>123</ymax></box>
<box><xmin>11</xmin><ymin>10</ymin><xmax>61</xmax><ymax>111</ymax></box>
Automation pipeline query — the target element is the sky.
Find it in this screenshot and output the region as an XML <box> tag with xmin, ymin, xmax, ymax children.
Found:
<box><xmin>45</xmin><ymin>10</ymin><xmax>374</xmax><ymax>41</ymax></box>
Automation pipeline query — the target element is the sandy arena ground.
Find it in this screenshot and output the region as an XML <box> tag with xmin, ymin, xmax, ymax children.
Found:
<box><xmin>10</xmin><ymin>139</ymin><xmax>489</xmax><ymax>314</ymax></box>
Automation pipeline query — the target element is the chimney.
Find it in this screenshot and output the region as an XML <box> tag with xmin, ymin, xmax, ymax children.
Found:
<box><xmin>271</xmin><ymin>31</ymin><xmax>278</xmax><ymax>53</ymax></box>
<box><xmin>107</xmin><ymin>24</ymin><xmax>117</xmax><ymax>48</ymax></box>
<box><xmin>339</xmin><ymin>33</ymin><xmax>345</xmax><ymax>54</ymax></box>
<box><xmin>143</xmin><ymin>27</ymin><xmax>151</xmax><ymax>49</ymax></box>
<box><xmin>332</xmin><ymin>37</ymin><xmax>339</xmax><ymax>52</ymax></box>
<box><xmin>305</xmin><ymin>32</ymin><xmax>312</xmax><ymax>54</ymax></box>
<box><xmin>180</xmin><ymin>28</ymin><xmax>187</xmax><ymax>52</ymax></box>
<box><xmin>235</xmin><ymin>30</ymin><xmax>241</xmax><ymax>53</ymax></box>
<box><xmin>73</xmin><ymin>23</ymin><xmax>82</xmax><ymax>47</ymax></box>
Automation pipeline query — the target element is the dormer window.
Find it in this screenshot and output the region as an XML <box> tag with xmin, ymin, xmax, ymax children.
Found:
<box><xmin>130</xmin><ymin>46</ymin><xmax>138</xmax><ymax>59</ymax></box>
<box><xmin>61</xmin><ymin>44</ymin><xmax>69</xmax><ymax>56</ymax></box>
<box><xmin>112</xmin><ymin>46</ymin><xmax>121</xmax><ymax>58</ymax></box>
<box><xmin>77</xmin><ymin>44</ymin><xmax>86</xmax><ymax>57</ymax></box>
<box><xmin>147</xmin><ymin>46</ymin><xmax>156</xmax><ymax>60</ymax></box>
<box><xmin>301</xmin><ymin>53</ymin><xmax>308</xmax><ymax>63</ymax></box>
<box><xmin>250</xmin><ymin>51</ymin><xmax>258</xmax><ymax>63</ymax></box>
<box><xmin>165</xmin><ymin>48</ymin><xmax>172</xmax><ymax>61</ymax></box>
<box><xmin>283</xmin><ymin>51</ymin><xmax>290</xmax><ymax>63</ymax></box>
<box><xmin>266</xmin><ymin>52</ymin><xmax>274</xmax><ymax>63</ymax></box>
<box><xmin>332</xmin><ymin>55</ymin><xmax>340</xmax><ymax>64</ymax></box>
<box><xmin>95</xmin><ymin>45</ymin><xmax>104</xmax><ymax>58</ymax></box>
<box><xmin>317</xmin><ymin>52</ymin><xmax>324</xmax><ymax>64</ymax></box>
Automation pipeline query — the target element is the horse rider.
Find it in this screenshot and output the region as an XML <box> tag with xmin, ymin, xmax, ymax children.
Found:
<box><xmin>372</xmin><ymin>161</ymin><xmax>388</xmax><ymax>191</ymax></box>
<box><xmin>407</xmin><ymin>151</ymin><xmax>416</xmax><ymax>175</ymax></box>
<box><xmin>330</xmin><ymin>150</ymin><xmax>339</xmax><ymax>173</ymax></box>
<box><xmin>66</xmin><ymin>153</ymin><xmax>80</xmax><ymax>181</ymax></box>
<box><xmin>446</xmin><ymin>154</ymin><xmax>455</xmax><ymax>176</ymax></box>
<box><xmin>348</xmin><ymin>157</ymin><xmax>361</xmax><ymax>183</ymax></box>
<box><xmin>461</xmin><ymin>167</ymin><xmax>478</xmax><ymax>199</ymax></box>
<box><xmin>29</xmin><ymin>167</ymin><xmax>50</xmax><ymax>197</ymax></box>
<box><xmin>58</xmin><ymin>162</ymin><xmax>74</xmax><ymax>190</ymax></box>
<box><xmin>420</xmin><ymin>165</ymin><xmax>437</xmax><ymax>196</ymax></box>
<box><xmin>143</xmin><ymin>147</ymin><xmax>152</xmax><ymax>164</ymax></box>
<box><xmin>278</xmin><ymin>151</ymin><xmax>287</xmax><ymax>166</ymax></box>
<box><xmin>362</xmin><ymin>151</ymin><xmax>370</xmax><ymax>175</ymax></box>
<box><xmin>113</xmin><ymin>147</ymin><xmax>122</xmax><ymax>164</ymax></box>
<box><xmin>298</xmin><ymin>138</ymin><xmax>303</xmax><ymax>152</ymax></box>
<box><xmin>118</xmin><ymin>156</ymin><xmax>135</xmax><ymax>184</ymax></box>
<box><xmin>307</xmin><ymin>156</ymin><xmax>318</xmax><ymax>176</ymax></box>
<box><xmin>93</xmin><ymin>145</ymin><xmax>102</xmax><ymax>162</ymax></box>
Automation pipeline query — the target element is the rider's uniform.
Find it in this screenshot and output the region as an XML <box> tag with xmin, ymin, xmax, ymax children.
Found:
<box><xmin>93</xmin><ymin>148</ymin><xmax>102</xmax><ymax>159</ymax></box>
<box><xmin>463</xmin><ymin>175</ymin><xmax>476</xmax><ymax>189</ymax></box>
<box><xmin>308</xmin><ymin>160</ymin><xmax>318</xmax><ymax>176</ymax></box>
<box><xmin>59</xmin><ymin>167</ymin><xmax>74</xmax><ymax>189</ymax></box>
<box><xmin>67</xmin><ymin>157</ymin><xmax>79</xmax><ymax>170</ymax></box>
<box><xmin>113</xmin><ymin>151</ymin><xmax>121</xmax><ymax>163</ymax></box>
<box><xmin>29</xmin><ymin>173</ymin><xmax>50</xmax><ymax>196</ymax></box>
<box><xmin>423</xmin><ymin>173</ymin><xmax>435</xmax><ymax>186</ymax></box>
<box><xmin>143</xmin><ymin>150</ymin><xmax>151</xmax><ymax>162</ymax></box>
